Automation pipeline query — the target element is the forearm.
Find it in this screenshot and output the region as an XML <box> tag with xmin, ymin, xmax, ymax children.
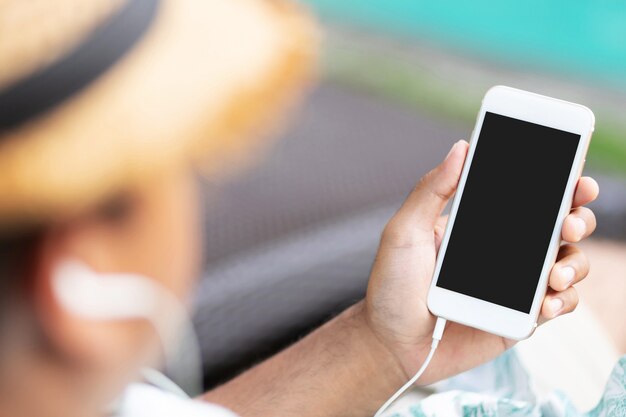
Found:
<box><xmin>203</xmin><ymin>302</ymin><xmax>406</xmax><ymax>417</ymax></box>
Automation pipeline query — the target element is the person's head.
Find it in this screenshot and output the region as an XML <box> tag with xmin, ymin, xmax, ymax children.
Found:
<box><xmin>0</xmin><ymin>0</ymin><xmax>315</xmax><ymax>416</ymax></box>
<box><xmin>0</xmin><ymin>168</ymin><xmax>203</xmax><ymax>417</ymax></box>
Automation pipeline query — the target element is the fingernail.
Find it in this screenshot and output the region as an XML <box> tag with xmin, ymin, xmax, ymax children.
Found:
<box><xmin>445</xmin><ymin>142</ymin><xmax>459</xmax><ymax>160</ymax></box>
<box><xmin>549</xmin><ymin>298</ymin><xmax>564</xmax><ymax>317</ymax></box>
<box><xmin>560</xmin><ymin>266</ymin><xmax>576</xmax><ymax>287</ymax></box>
<box><xmin>574</xmin><ymin>217</ymin><xmax>586</xmax><ymax>239</ymax></box>
<box><xmin>446</xmin><ymin>139</ymin><xmax>463</xmax><ymax>159</ymax></box>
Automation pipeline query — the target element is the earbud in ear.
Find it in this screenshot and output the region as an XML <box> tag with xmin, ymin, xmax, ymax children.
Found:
<box><xmin>53</xmin><ymin>261</ymin><xmax>161</xmax><ymax>320</ymax></box>
<box><xmin>52</xmin><ymin>260</ymin><xmax>203</xmax><ymax>395</ymax></box>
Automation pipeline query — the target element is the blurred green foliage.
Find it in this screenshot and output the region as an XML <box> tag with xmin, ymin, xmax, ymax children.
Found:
<box><xmin>322</xmin><ymin>44</ymin><xmax>626</xmax><ymax>174</ymax></box>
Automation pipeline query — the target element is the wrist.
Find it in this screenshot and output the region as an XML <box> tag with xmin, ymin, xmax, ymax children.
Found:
<box><xmin>346</xmin><ymin>302</ymin><xmax>409</xmax><ymax>387</ymax></box>
<box><xmin>358</xmin><ymin>299</ymin><xmax>436</xmax><ymax>382</ymax></box>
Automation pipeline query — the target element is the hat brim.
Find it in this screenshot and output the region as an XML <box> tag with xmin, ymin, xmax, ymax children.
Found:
<box><xmin>0</xmin><ymin>0</ymin><xmax>316</xmax><ymax>229</ymax></box>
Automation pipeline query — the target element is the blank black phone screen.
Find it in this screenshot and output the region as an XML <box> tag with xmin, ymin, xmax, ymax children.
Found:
<box><xmin>436</xmin><ymin>112</ymin><xmax>580</xmax><ymax>313</ymax></box>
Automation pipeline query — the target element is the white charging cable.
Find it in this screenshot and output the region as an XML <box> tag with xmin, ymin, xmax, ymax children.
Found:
<box><xmin>373</xmin><ymin>317</ymin><xmax>447</xmax><ymax>417</ymax></box>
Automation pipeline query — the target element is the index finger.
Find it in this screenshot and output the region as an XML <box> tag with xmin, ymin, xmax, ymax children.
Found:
<box><xmin>572</xmin><ymin>176</ymin><xmax>599</xmax><ymax>208</ymax></box>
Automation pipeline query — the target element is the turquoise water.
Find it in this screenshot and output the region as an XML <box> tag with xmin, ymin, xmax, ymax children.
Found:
<box><xmin>305</xmin><ymin>1</ymin><xmax>626</xmax><ymax>89</ymax></box>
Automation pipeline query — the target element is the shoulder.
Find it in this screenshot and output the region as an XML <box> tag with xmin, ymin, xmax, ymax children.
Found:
<box><xmin>116</xmin><ymin>383</ymin><xmax>239</xmax><ymax>417</ymax></box>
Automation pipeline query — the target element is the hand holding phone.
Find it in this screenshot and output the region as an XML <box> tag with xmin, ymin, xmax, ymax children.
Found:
<box><xmin>364</xmin><ymin>86</ymin><xmax>598</xmax><ymax>386</ymax></box>
<box><xmin>427</xmin><ymin>86</ymin><xmax>595</xmax><ymax>340</ymax></box>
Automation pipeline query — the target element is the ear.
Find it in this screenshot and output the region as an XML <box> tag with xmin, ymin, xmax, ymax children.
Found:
<box><xmin>31</xmin><ymin>222</ymin><xmax>156</xmax><ymax>372</ymax></box>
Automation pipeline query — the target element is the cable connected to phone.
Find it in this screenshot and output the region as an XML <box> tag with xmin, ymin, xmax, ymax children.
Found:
<box><xmin>373</xmin><ymin>317</ymin><xmax>447</xmax><ymax>417</ymax></box>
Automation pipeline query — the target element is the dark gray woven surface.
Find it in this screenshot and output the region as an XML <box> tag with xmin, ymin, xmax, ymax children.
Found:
<box><xmin>198</xmin><ymin>83</ymin><xmax>468</xmax><ymax>266</ymax></box>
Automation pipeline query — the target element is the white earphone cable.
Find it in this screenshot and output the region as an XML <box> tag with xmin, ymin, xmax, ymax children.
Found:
<box><xmin>373</xmin><ymin>317</ymin><xmax>447</xmax><ymax>417</ymax></box>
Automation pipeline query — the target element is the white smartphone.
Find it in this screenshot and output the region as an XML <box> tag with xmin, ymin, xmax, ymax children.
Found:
<box><xmin>427</xmin><ymin>85</ymin><xmax>595</xmax><ymax>340</ymax></box>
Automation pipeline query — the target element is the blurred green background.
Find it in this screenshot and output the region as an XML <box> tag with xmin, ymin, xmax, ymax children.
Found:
<box><xmin>302</xmin><ymin>0</ymin><xmax>626</xmax><ymax>174</ymax></box>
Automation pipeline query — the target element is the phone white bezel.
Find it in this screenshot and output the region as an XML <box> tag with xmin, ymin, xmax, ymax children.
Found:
<box><xmin>427</xmin><ymin>85</ymin><xmax>595</xmax><ymax>340</ymax></box>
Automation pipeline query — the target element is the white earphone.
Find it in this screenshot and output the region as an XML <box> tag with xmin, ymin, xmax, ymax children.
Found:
<box><xmin>52</xmin><ymin>260</ymin><xmax>203</xmax><ymax>396</ymax></box>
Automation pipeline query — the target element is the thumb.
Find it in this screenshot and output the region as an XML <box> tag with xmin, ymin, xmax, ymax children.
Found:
<box><xmin>387</xmin><ymin>140</ymin><xmax>468</xmax><ymax>239</ymax></box>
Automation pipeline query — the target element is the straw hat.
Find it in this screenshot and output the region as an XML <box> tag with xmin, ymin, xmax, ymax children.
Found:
<box><xmin>0</xmin><ymin>0</ymin><xmax>317</xmax><ymax>232</ymax></box>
